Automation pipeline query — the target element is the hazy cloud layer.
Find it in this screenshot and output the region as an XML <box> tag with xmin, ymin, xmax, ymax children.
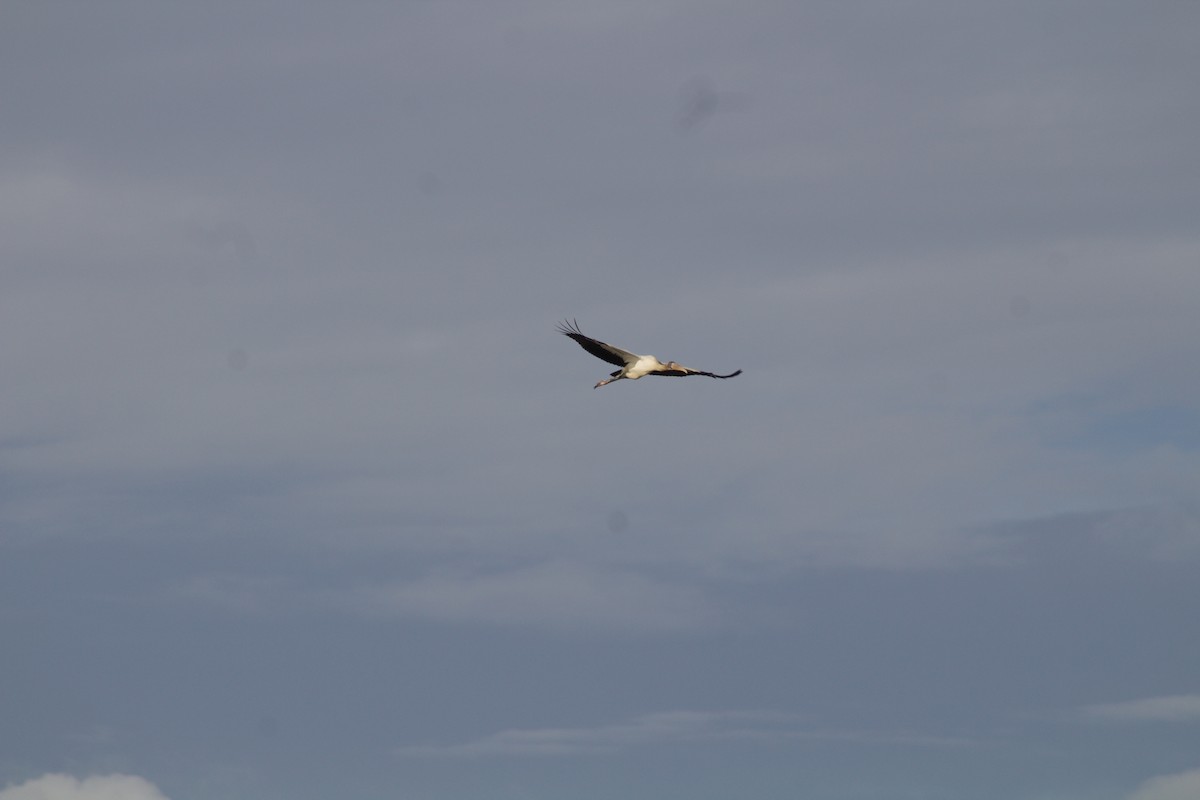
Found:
<box><xmin>1127</xmin><ymin>768</ymin><xmax>1200</xmax><ymax>800</ymax></box>
<box><xmin>348</xmin><ymin>561</ymin><xmax>719</xmax><ymax>632</ymax></box>
<box><xmin>395</xmin><ymin>710</ymin><xmax>968</xmax><ymax>757</ymax></box>
<box><xmin>1085</xmin><ymin>694</ymin><xmax>1200</xmax><ymax>723</ymax></box>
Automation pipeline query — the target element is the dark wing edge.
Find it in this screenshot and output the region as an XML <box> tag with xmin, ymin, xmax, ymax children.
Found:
<box><xmin>651</xmin><ymin>368</ymin><xmax>743</xmax><ymax>379</ymax></box>
<box><xmin>556</xmin><ymin>319</ymin><xmax>629</xmax><ymax>367</ymax></box>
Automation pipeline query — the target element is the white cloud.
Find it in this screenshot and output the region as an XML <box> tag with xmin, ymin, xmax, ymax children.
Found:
<box><xmin>396</xmin><ymin>710</ymin><xmax>970</xmax><ymax>757</ymax></box>
<box><xmin>174</xmin><ymin>561</ymin><xmax>724</xmax><ymax>633</ymax></box>
<box><xmin>350</xmin><ymin>561</ymin><xmax>718</xmax><ymax>632</ymax></box>
<box><xmin>1127</xmin><ymin>767</ymin><xmax>1200</xmax><ymax>800</ymax></box>
<box><xmin>0</xmin><ymin>774</ymin><xmax>168</xmax><ymax>800</ymax></box>
<box><xmin>396</xmin><ymin>710</ymin><xmax>802</xmax><ymax>757</ymax></box>
<box><xmin>1084</xmin><ymin>694</ymin><xmax>1200</xmax><ymax>722</ymax></box>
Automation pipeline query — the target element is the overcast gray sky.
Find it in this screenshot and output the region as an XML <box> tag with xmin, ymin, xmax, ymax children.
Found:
<box><xmin>3</xmin><ymin>2</ymin><xmax>1200</xmax><ymax>799</ymax></box>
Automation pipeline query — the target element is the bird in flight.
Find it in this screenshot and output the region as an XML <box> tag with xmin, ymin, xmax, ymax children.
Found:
<box><xmin>558</xmin><ymin>319</ymin><xmax>743</xmax><ymax>389</ymax></box>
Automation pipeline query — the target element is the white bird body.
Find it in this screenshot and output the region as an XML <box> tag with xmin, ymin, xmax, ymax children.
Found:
<box><xmin>557</xmin><ymin>319</ymin><xmax>743</xmax><ymax>389</ymax></box>
<box><xmin>624</xmin><ymin>354</ymin><xmax>666</xmax><ymax>380</ymax></box>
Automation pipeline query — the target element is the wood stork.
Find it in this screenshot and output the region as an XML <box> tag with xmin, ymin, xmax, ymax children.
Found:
<box><xmin>558</xmin><ymin>319</ymin><xmax>743</xmax><ymax>389</ymax></box>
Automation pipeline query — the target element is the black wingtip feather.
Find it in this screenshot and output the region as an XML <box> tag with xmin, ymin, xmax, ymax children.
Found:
<box><xmin>556</xmin><ymin>319</ymin><xmax>628</xmax><ymax>368</ymax></box>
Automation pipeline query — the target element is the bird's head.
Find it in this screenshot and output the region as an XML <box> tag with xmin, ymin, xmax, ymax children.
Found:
<box><xmin>665</xmin><ymin>361</ymin><xmax>684</xmax><ymax>371</ymax></box>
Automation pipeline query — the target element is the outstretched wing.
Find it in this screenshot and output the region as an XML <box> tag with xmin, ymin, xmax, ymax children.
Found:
<box><xmin>557</xmin><ymin>319</ymin><xmax>638</xmax><ymax>367</ymax></box>
<box><xmin>651</xmin><ymin>366</ymin><xmax>743</xmax><ymax>379</ymax></box>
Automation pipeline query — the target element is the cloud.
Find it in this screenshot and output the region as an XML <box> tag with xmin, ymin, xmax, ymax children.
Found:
<box><xmin>396</xmin><ymin>710</ymin><xmax>970</xmax><ymax>757</ymax></box>
<box><xmin>174</xmin><ymin>561</ymin><xmax>723</xmax><ymax>632</ymax></box>
<box><xmin>396</xmin><ymin>710</ymin><xmax>803</xmax><ymax>757</ymax></box>
<box><xmin>0</xmin><ymin>774</ymin><xmax>168</xmax><ymax>800</ymax></box>
<box><xmin>1127</xmin><ymin>767</ymin><xmax>1200</xmax><ymax>800</ymax></box>
<box><xmin>349</xmin><ymin>561</ymin><xmax>718</xmax><ymax>632</ymax></box>
<box><xmin>1084</xmin><ymin>694</ymin><xmax>1200</xmax><ymax>723</ymax></box>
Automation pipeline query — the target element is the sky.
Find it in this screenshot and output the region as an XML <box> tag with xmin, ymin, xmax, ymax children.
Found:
<box><xmin>2</xmin><ymin>1</ymin><xmax>1199</xmax><ymax>798</ymax></box>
